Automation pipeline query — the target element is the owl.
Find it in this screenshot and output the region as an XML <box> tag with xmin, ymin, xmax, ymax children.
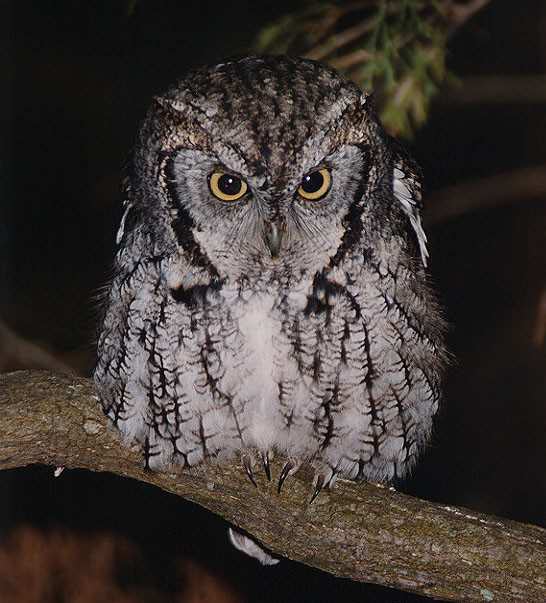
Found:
<box><xmin>95</xmin><ymin>56</ymin><xmax>446</xmax><ymax>505</ymax></box>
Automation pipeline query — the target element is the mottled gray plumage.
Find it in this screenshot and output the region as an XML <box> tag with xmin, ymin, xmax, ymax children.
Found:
<box><xmin>95</xmin><ymin>56</ymin><xmax>446</xmax><ymax>495</ymax></box>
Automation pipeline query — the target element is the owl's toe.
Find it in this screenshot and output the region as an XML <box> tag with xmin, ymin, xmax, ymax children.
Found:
<box><xmin>310</xmin><ymin>466</ymin><xmax>338</xmax><ymax>503</ymax></box>
<box><xmin>309</xmin><ymin>474</ymin><xmax>325</xmax><ymax>503</ymax></box>
<box><xmin>260</xmin><ymin>450</ymin><xmax>272</xmax><ymax>481</ymax></box>
<box><xmin>277</xmin><ymin>460</ymin><xmax>299</xmax><ymax>493</ymax></box>
<box><xmin>242</xmin><ymin>454</ymin><xmax>257</xmax><ymax>488</ymax></box>
<box><xmin>241</xmin><ymin>450</ymin><xmax>275</xmax><ymax>486</ymax></box>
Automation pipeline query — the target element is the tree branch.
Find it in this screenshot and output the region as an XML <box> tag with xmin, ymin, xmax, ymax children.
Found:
<box><xmin>424</xmin><ymin>164</ymin><xmax>546</xmax><ymax>226</ymax></box>
<box><xmin>443</xmin><ymin>0</ymin><xmax>492</xmax><ymax>36</ymax></box>
<box><xmin>439</xmin><ymin>75</ymin><xmax>546</xmax><ymax>105</ymax></box>
<box><xmin>0</xmin><ymin>320</ymin><xmax>76</xmax><ymax>374</ymax></box>
<box><xmin>1</xmin><ymin>370</ymin><xmax>544</xmax><ymax>601</ymax></box>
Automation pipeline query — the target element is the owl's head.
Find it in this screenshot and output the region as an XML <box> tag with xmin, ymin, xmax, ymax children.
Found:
<box><xmin>126</xmin><ymin>56</ymin><xmax>427</xmax><ymax>290</ymax></box>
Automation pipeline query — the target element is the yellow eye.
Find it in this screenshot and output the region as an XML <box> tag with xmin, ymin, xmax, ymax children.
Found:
<box><xmin>209</xmin><ymin>172</ymin><xmax>248</xmax><ymax>202</ymax></box>
<box><xmin>297</xmin><ymin>168</ymin><xmax>331</xmax><ymax>201</ymax></box>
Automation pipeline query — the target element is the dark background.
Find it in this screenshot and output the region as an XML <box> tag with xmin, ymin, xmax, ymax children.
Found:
<box><xmin>1</xmin><ymin>1</ymin><xmax>545</xmax><ymax>601</ymax></box>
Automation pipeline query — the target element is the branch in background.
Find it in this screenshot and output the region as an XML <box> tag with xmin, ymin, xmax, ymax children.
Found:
<box><xmin>254</xmin><ymin>0</ymin><xmax>492</xmax><ymax>137</ymax></box>
<box><xmin>0</xmin><ymin>320</ymin><xmax>75</xmax><ymax>375</ymax></box>
<box><xmin>439</xmin><ymin>75</ymin><xmax>546</xmax><ymax>104</ymax></box>
<box><xmin>1</xmin><ymin>370</ymin><xmax>545</xmax><ymax>602</ymax></box>
<box><xmin>328</xmin><ymin>47</ymin><xmax>373</xmax><ymax>70</ymax></box>
<box><xmin>0</xmin><ymin>527</ymin><xmax>243</xmax><ymax>603</ymax></box>
<box><xmin>304</xmin><ymin>12</ymin><xmax>379</xmax><ymax>62</ymax></box>
<box><xmin>424</xmin><ymin>164</ymin><xmax>546</xmax><ymax>225</ymax></box>
<box><xmin>443</xmin><ymin>0</ymin><xmax>492</xmax><ymax>35</ymax></box>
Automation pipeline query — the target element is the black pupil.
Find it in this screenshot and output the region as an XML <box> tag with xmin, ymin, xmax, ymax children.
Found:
<box><xmin>301</xmin><ymin>171</ymin><xmax>324</xmax><ymax>194</ymax></box>
<box><xmin>218</xmin><ymin>174</ymin><xmax>242</xmax><ymax>196</ymax></box>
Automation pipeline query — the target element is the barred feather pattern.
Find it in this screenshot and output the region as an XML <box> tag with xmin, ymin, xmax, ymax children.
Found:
<box><xmin>95</xmin><ymin>55</ymin><xmax>446</xmax><ymax>487</ymax></box>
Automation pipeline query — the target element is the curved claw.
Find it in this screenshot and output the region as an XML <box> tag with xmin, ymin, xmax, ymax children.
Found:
<box><xmin>261</xmin><ymin>451</ymin><xmax>271</xmax><ymax>481</ymax></box>
<box><xmin>277</xmin><ymin>461</ymin><xmax>294</xmax><ymax>494</ymax></box>
<box><xmin>310</xmin><ymin>474</ymin><xmax>326</xmax><ymax>504</ymax></box>
<box><xmin>242</xmin><ymin>456</ymin><xmax>257</xmax><ymax>488</ymax></box>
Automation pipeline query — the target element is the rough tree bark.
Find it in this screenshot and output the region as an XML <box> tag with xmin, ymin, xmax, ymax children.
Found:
<box><xmin>0</xmin><ymin>370</ymin><xmax>544</xmax><ymax>602</ymax></box>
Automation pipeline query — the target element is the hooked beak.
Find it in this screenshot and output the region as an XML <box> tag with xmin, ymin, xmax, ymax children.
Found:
<box><xmin>264</xmin><ymin>222</ymin><xmax>284</xmax><ymax>258</ymax></box>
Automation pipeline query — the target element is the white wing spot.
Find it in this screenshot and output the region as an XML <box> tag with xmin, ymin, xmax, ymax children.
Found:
<box><xmin>393</xmin><ymin>163</ymin><xmax>429</xmax><ymax>267</ymax></box>
<box><xmin>116</xmin><ymin>204</ymin><xmax>133</xmax><ymax>245</ymax></box>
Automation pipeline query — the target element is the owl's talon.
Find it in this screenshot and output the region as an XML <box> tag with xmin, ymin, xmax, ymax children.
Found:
<box><xmin>277</xmin><ymin>461</ymin><xmax>294</xmax><ymax>493</ymax></box>
<box><xmin>310</xmin><ymin>474</ymin><xmax>326</xmax><ymax>504</ymax></box>
<box><xmin>261</xmin><ymin>451</ymin><xmax>271</xmax><ymax>481</ymax></box>
<box><xmin>242</xmin><ymin>456</ymin><xmax>257</xmax><ymax>488</ymax></box>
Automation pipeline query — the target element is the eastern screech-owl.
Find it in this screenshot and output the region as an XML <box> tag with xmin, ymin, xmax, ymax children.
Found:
<box><xmin>95</xmin><ymin>56</ymin><xmax>446</xmax><ymax>501</ymax></box>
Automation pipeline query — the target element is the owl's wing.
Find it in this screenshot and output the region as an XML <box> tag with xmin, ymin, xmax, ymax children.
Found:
<box><xmin>391</xmin><ymin>150</ymin><xmax>429</xmax><ymax>267</ymax></box>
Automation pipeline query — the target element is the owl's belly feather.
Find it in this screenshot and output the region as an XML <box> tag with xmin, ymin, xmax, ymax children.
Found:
<box><xmin>96</xmin><ymin>268</ymin><xmax>442</xmax><ymax>482</ymax></box>
<box><xmin>236</xmin><ymin>295</ymin><xmax>282</xmax><ymax>450</ymax></box>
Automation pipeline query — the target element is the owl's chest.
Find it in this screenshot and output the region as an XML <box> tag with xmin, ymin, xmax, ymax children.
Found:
<box><xmin>178</xmin><ymin>275</ymin><xmax>393</xmax><ymax>395</ymax></box>
<box><xmin>233</xmin><ymin>293</ymin><xmax>281</xmax><ymax>399</ymax></box>
<box><xmin>177</xmin><ymin>284</ymin><xmax>312</xmax><ymax>395</ymax></box>
<box><xmin>229</xmin><ymin>285</ymin><xmax>305</xmax><ymax>362</ymax></box>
